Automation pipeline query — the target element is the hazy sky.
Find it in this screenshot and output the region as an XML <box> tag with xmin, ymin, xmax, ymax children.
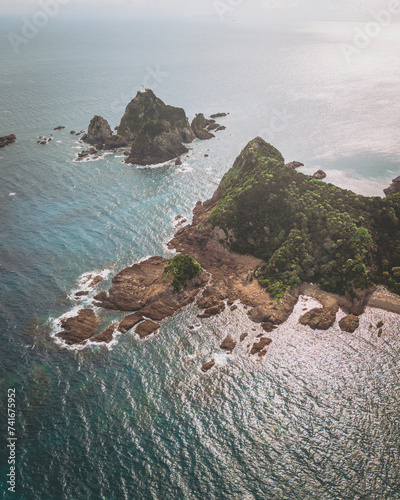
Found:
<box><xmin>1</xmin><ymin>0</ymin><xmax>398</xmax><ymax>22</ymax></box>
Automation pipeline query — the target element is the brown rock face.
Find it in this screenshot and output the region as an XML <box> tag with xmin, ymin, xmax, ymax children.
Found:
<box><xmin>135</xmin><ymin>320</ymin><xmax>160</xmax><ymax>339</ymax></box>
<box><xmin>201</xmin><ymin>359</ymin><xmax>215</xmax><ymax>372</ymax></box>
<box><xmin>250</xmin><ymin>337</ymin><xmax>272</xmax><ymax>355</ymax></box>
<box><xmin>220</xmin><ymin>334</ymin><xmax>237</xmax><ymax>353</ymax></box>
<box><xmin>118</xmin><ymin>313</ymin><xmax>144</xmax><ymax>333</ymax></box>
<box><xmin>299</xmin><ymin>307</ymin><xmax>337</xmax><ymax>330</ymax></box>
<box><xmin>191</xmin><ymin>114</ymin><xmax>215</xmax><ymax>140</ymax></box>
<box><xmin>92</xmin><ymin>323</ymin><xmax>118</xmax><ymax>343</ymax></box>
<box><xmin>83</xmin><ymin>115</ymin><xmax>112</xmax><ymax>145</ymax></box>
<box><xmin>57</xmin><ymin>309</ymin><xmax>99</xmax><ymax>345</ymax></box>
<box><xmin>0</xmin><ymin>134</ymin><xmax>16</xmax><ymax>147</ymax></box>
<box><xmin>384</xmin><ymin>176</ymin><xmax>400</xmax><ymax>196</ymax></box>
<box><xmin>95</xmin><ymin>256</ymin><xmax>208</xmax><ymax>323</ymax></box>
<box><xmin>313</xmin><ymin>170</ymin><xmax>327</xmax><ymax>180</ymax></box>
<box><xmin>338</xmin><ymin>314</ymin><xmax>359</xmax><ymax>333</ymax></box>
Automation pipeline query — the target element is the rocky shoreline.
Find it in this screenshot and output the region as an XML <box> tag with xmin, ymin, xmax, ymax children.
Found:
<box><xmin>54</xmin><ymin>137</ymin><xmax>400</xmax><ymax>366</ymax></box>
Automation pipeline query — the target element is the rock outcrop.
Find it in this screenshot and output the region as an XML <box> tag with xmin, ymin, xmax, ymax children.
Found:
<box><xmin>0</xmin><ymin>134</ymin><xmax>16</xmax><ymax>147</ymax></box>
<box><xmin>384</xmin><ymin>176</ymin><xmax>400</xmax><ymax>196</ymax></box>
<box><xmin>125</xmin><ymin>121</ymin><xmax>189</xmax><ymax>166</ymax></box>
<box><xmin>94</xmin><ymin>255</ymin><xmax>208</xmax><ymax>322</ymax></box>
<box><xmin>118</xmin><ymin>89</ymin><xmax>195</xmax><ymax>144</ymax></box>
<box><xmin>191</xmin><ymin>114</ymin><xmax>215</xmax><ymax>140</ymax></box>
<box><xmin>313</xmin><ymin>170</ymin><xmax>326</xmax><ymax>179</ymax></box>
<box><xmin>57</xmin><ymin>309</ymin><xmax>99</xmax><ymax>345</ymax></box>
<box><xmin>286</xmin><ymin>161</ymin><xmax>304</xmax><ymax>169</ymax></box>
<box><xmin>338</xmin><ymin>314</ymin><xmax>359</xmax><ymax>333</ymax></box>
<box><xmin>299</xmin><ymin>307</ymin><xmax>338</xmax><ymax>330</ymax></box>
<box><xmin>82</xmin><ymin>115</ymin><xmax>112</xmax><ymax>145</ymax></box>
<box><xmin>220</xmin><ymin>334</ymin><xmax>237</xmax><ymax>353</ymax></box>
<box><xmin>201</xmin><ymin>359</ymin><xmax>215</xmax><ymax>372</ymax></box>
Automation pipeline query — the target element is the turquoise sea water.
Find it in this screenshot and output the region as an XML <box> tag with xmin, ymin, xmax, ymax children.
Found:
<box><xmin>0</xmin><ymin>16</ymin><xmax>400</xmax><ymax>499</ymax></box>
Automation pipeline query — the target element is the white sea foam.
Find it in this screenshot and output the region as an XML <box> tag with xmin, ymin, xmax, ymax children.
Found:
<box><xmin>9</xmin><ymin>192</ymin><xmax>16</xmax><ymax>196</ymax></box>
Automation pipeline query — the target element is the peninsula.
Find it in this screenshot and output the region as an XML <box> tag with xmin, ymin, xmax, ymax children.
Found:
<box><xmin>57</xmin><ymin>138</ymin><xmax>400</xmax><ymax>351</ymax></box>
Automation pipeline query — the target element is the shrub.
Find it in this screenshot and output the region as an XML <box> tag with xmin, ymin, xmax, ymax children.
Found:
<box><xmin>164</xmin><ymin>254</ymin><xmax>202</xmax><ymax>292</ymax></box>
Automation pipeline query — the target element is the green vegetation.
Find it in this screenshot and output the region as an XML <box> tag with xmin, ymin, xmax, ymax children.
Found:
<box><xmin>209</xmin><ymin>137</ymin><xmax>400</xmax><ymax>299</ymax></box>
<box><xmin>118</xmin><ymin>89</ymin><xmax>190</xmax><ymax>140</ymax></box>
<box><xmin>164</xmin><ymin>254</ymin><xmax>202</xmax><ymax>292</ymax></box>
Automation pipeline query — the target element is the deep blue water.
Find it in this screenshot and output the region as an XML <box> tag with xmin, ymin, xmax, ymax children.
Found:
<box><xmin>0</xmin><ymin>15</ymin><xmax>400</xmax><ymax>500</ymax></box>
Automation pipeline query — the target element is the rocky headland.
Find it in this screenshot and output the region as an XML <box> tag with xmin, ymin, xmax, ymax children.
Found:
<box><xmin>80</xmin><ymin>89</ymin><xmax>227</xmax><ymax>165</ymax></box>
<box><xmin>57</xmin><ymin>137</ymin><xmax>400</xmax><ymax>363</ymax></box>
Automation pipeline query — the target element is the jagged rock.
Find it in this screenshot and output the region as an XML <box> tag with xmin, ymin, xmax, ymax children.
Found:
<box><xmin>210</xmin><ymin>113</ymin><xmax>227</xmax><ymax>118</ymax></box>
<box><xmin>191</xmin><ymin>114</ymin><xmax>215</xmax><ymax>140</ymax></box>
<box><xmin>104</xmin><ymin>134</ymin><xmax>127</xmax><ymax>150</ymax></box>
<box><xmin>83</xmin><ymin>115</ymin><xmax>112</xmax><ymax>145</ymax></box>
<box><xmin>216</xmin><ymin>125</ymin><xmax>226</xmax><ymax>131</ymax></box>
<box><xmin>57</xmin><ymin>309</ymin><xmax>99</xmax><ymax>345</ymax></box>
<box><xmin>286</xmin><ymin>161</ymin><xmax>304</xmax><ymax>169</ymax></box>
<box><xmin>313</xmin><ymin>170</ymin><xmax>327</xmax><ymax>179</ymax></box>
<box><xmin>220</xmin><ymin>334</ymin><xmax>236</xmax><ymax>353</ymax></box>
<box><xmin>78</xmin><ymin>148</ymin><xmax>97</xmax><ymax>158</ymax></box>
<box><xmin>70</xmin><ymin>130</ymin><xmax>76</xmax><ymax>134</ymax></box>
<box><xmin>250</xmin><ymin>338</ymin><xmax>272</xmax><ymax>355</ymax></box>
<box><xmin>384</xmin><ymin>176</ymin><xmax>400</xmax><ymax>196</ymax></box>
<box><xmin>92</xmin><ymin>323</ymin><xmax>118</xmax><ymax>343</ymax></box>
<box><xmin>261</xmin><ymin>321</ymin><xmax>276</xmax><ymax>332</ymax></box>
<box><xmin>75</xmin><ymin>291</ymin><xmax>89</xmax><ymax>298</ymax></box>
<box><xmin>0</xmin><ymin>134</ymin><xmax>16</xmax><ymax>147</ymax></box>
<box><xmin>118</xmin><ymin>313</ymin><xmax>144</xmax><ymax>333</ymax></box>
<box><xmin>196</xmin><ymin>287</ymin><xmax>225</xmax><ymax>318</ymax></box>
<box><xmin>175</xmin><ymin>157</ymin><xmax>182</xmax><ymax>165</ymax></box>
<box><xmin>299</xmin><ymin>307</ymin><xmax>337</xmax><ymax>330</ymax></box>
<box><xmin>135</xmin><ymin>320</ymin><xmax>160</xmax><ymax>338</ymax></box>
<box><xmin>201</xmin><ymin>359</ymin><xmax>215</xmax><ymax>372</ymax></box>
<box><xmin>377</xmin><ymin>320</ymin><xmax>384</xmax><ymax>328</ymax></box>
<box><xmin>230</xmin><ymin>305</ymin><xmax>238</xmax><ymax>311</ymax></box>
<box><xmin>339</xmin><ymin>314</ymin><xmax>359</xmax><ymax>333</ymax></box>
<box><xmin>53</xmin><ymin>126</ymin><xmax>65</xmax><ymax>131</ymax></box>
<box><xmin>118</xmin><ymin>89</ymin><xmax>195</xmax><ymax>144</ymax></box>
<box><xmin>94</xmin><ymin>256</ymin><xmax>207</xmax><ymax>324</ymax></box>
<box><xmin>240</xmin><ymin>333</ymin><xmax>248</xmax><ymax>341</ymax></box>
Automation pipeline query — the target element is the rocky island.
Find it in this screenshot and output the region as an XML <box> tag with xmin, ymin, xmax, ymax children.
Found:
<box><xmin>80</xmin><ymin>89</ymin><xmax>227</xmax><ymax>165</ymax></box>
<box><xmin>57</xmin><ymin>138</ymin><xmax>400</xmax><ymax>355</ymax></box>
<box><xmin>0</xmin><ymin>134</ymin><xmax>16</xmax><ymax>148</ymax></box>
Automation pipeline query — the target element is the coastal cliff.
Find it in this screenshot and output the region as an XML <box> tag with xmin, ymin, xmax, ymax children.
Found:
<box><xmin>57</xmin><ymin>138</ymin><xmax>400</xmax><ymax>347</ymax></box>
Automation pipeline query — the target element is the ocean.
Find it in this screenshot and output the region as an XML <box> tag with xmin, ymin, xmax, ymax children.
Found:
<box><xmin>0</xmin><ymin>14</ymin><xmax>400</xmax><ymax>499</ymax></box>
